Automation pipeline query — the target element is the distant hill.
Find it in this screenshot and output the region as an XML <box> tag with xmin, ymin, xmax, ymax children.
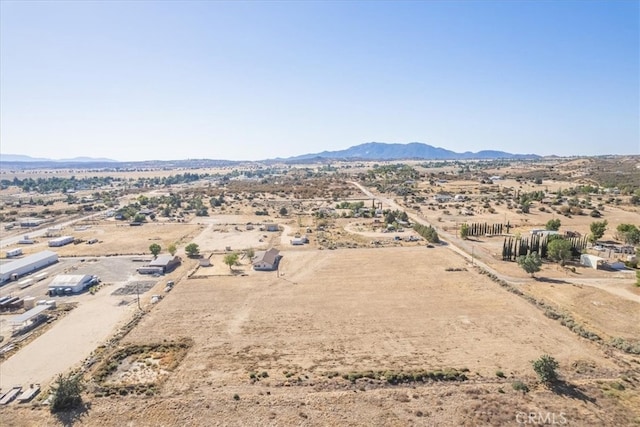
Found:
<box><xmin>282</xmin><ymin>142</ymin><xmax>540</xmax><ymax>161</ymax></box>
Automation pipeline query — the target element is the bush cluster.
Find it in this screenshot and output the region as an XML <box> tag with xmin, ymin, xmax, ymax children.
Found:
<box><xmin>336</xmin><ymin>368</ymin><xmax>468</xmax><ymax>384</ymax></box>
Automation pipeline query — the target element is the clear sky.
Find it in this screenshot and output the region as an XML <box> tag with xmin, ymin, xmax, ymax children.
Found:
<box><xmin>1</xmin><ymin>0</ymin><xmax>638</xmax><ymax>161</ymax></box>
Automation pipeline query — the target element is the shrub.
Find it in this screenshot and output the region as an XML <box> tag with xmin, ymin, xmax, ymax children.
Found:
<box><xmin>532</xmin><ymin>355</ymin><xmax>559</xmax><ymax>385</ymax></box>
<box><xmin>512</xmin><ymin>381</ymin><xmax>529</xmax><ymax>393</ymax></box>
<box><xmin>50</xmin><ymin>372</ymin><xmax>84</xmax><ymax>413</ymax></box>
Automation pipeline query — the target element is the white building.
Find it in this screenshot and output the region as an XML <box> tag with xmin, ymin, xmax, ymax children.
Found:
<box><xmin>5</xmin><ymin>248</ymin><xmax>23</xmax><ymax>258</ymax></box>
<box><xmin>48</xmin><ymin>274</ymin><xmax>97</xmax><ymax>295</ymax></box>
<box><xmin>48</xmin><ymin>235</ymin><xmax>74</xmax><ymax>247</ymax></box>
<box><xmin>580</xmin><ymin>254</ymin><xmax>605</xmax><ymax>270</ymax></box>
<box><xmin>252</xmin><ymin>248</ymin><xmax>281</xmax><ymax>271</ymax></box>
<box><xmin>0</xmin><ymin>251</ymin><xmax>58</xmax><ymax>284</ymax></box>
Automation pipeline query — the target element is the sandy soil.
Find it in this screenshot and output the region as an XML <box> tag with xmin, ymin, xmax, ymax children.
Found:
<box><xmin>0</xmin><ymin>286</ymin><xmax>137</xmax><ymax>391</ymax></box>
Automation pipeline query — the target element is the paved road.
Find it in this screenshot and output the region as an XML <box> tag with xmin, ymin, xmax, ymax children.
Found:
<box><xmin>349</xmin><ymin>181</ymin><xmax>640</xmax><ymax>304</ymax></box>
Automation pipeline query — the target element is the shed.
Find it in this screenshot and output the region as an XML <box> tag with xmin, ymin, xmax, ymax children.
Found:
<box><xmin>291</xmin><ymin>238</ymin><xmax>305</xmax><ymax>246</ymax></box>
<box><xmin>264</xmin><ymin>224</ymin><xmax>279</xmax><ymax>232</ymax></box>
<box><xmin>9</xmin><ymin>304</ymin><xmax>52</xmax><ymax>329</ymax></box>
<box><xmin>580</xmin><ymin>254</ymin><xmax>605</xmax><ymax>270</ymax></box>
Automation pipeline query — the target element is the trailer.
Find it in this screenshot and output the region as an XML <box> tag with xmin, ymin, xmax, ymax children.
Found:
<box><xmin>48</xmin><ymin>235</ymin><xmax>74</xmax><ymax>247</ymax></box>
<box><xmin>5</xmin><ymin>248</ymin><xmax>23</xmax><ymax>258</ymax></box>
<box><xmin>0</xmin><ymin>296</ymin><xmax>20</xmax><ymax>308</ymax></box>
<box><xmin>18</xmin><ymin>278</ymin><xmax>34</xmax><ymax>289</ymax></box>
<box><xmin>0</xmin><ymin>386</ymin><xmax>22</xmax><ymax>405</ymax></box>
<box><xmin>17</xmin><ymin>385</ymin><xmax>40</xmax><ymax>403</ymax></box>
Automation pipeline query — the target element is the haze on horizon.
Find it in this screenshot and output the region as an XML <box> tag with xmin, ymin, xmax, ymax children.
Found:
<box><xmin>1</xmin><ymin>1</ymin><xmax>638</xmax><ymax>162</ymax></box>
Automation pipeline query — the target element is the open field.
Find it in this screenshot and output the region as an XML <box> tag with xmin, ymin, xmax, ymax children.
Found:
<box><xmin>2</xmin><ymin>246</ymin><xmax>639</xmax><ymax>425</ymax></box>
<box><xmin>0</xmin><ymin>157</ymin><xmax>638</xmax><ymax>425</ymax></box>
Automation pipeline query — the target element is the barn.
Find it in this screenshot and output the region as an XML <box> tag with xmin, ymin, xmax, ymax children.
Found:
<box><xmin>0</xmin><ymin>251</ymin><xmax>58</xmax><ymax>284</ymax></box>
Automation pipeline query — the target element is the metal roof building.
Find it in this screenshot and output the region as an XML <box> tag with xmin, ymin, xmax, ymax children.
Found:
<box><xmin>148</xmin><ymin>255</ymin><xmax>181</xmax><ymax>273</ymax></box>
<box><xmin>0</xmin><ymin>251</ymin><xmax>58</xmax><ymax>284</ymax></box>
<box><xmin>48</xmin><ymin>274</ymin><xmax>95</xmax><ymax>294</ymax></box>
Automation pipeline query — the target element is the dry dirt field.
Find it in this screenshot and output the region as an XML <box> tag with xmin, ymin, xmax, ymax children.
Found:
<box><xmin>1</xmin><ymin>158</ymin><xmax>639</xmax><ymax>426</ymax></box>
<box><xmin>3</xmin><ymin>246</ymin><xmax>638</xmax><ymax>426</ymax></box>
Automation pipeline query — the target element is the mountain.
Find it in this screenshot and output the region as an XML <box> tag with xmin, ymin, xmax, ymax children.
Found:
<box><xmin>283</xmin><ymin>142</ymin><xmax>540</xmax><ymax>161</ymax></box>
<box><xmin>0</xmin><ymin>154</ymin><xmax>117</xmax><ymax>163</ymax></box>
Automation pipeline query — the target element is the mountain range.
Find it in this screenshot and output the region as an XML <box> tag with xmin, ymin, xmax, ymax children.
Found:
<box><xmin>281</xmin><ymin>142</ymin><xmax>539</xmax><ymax>161</ymax></box>
<box><xmin>0</xmin><ymin>142</ymin><xmax>539</xmax><ymax>166</ymax></box>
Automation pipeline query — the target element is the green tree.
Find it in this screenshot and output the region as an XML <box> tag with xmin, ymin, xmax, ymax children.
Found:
<box><xmin>223</xmin><ymin>253</ymin><xmax>239</xmax><ymax>271</ymax></box>
<box><xmin>545</xmin><ymin>218</ymin><xmax>561</xmax><ymax>231</ymax></box>
<box><xmin>532</xmin><ymin>354</ymin><xmax>559</xmax><ymax>385</ymax></box>
<box><xmin>185</xmin><ymin>243</ymin><xmax>200</xmax><ymax>258</ymax></box>
<box><xmin>245</xmin><ymin>247</ymin><xmax>255</xmax><ymax>259</ymax></box>
<box><xmin>616</xmin><ymin>224</ymin><xmax>640</xmax><ymax>245</ymax></box>
<box><xmin>589</xmin><ymin>220</ymin><xmax>608</xmax><ymax>243</ymax></box>
<box><xmin>547</xmin><ymin>238</ymin><xmax>573</xmax><ymax>266</ymax></box>
<box><xmin>460</xmin><ymin>223</ymin><xmax>470</xmax><ymax>239</ymax></box>
<box><xmin>517</xmin><ymin>252</ymin><xmax>542</xmax><ymax>277</ymax></box>
<box><xmin>279</xmin><ymin>206</ymin><xmax>288</xmax><ymax>216</ymax></box>
<box><xmin>167</xmin><ymin>243</ymin><xmax>177</xmax><ymax>256</ymax></box>
<box><xmin>149</xmin><ymin>243</ymin><xmax>162</xmax><ymax>258</ymax></box>
<box><xmin>133</xmin><ymin>213</ymin><xmax>146</xmax><ymax>223</ymax></box>
<box><xmin>50</xmin><ymin>372</ymin><xmax>84</xmax><ymax>413</ymax></box>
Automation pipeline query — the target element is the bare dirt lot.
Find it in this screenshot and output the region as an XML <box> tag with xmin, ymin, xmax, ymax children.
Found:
<box><xmin>4</xmin><ymin>246</ymin><xmax>637</xmax><ymax>426</ymax></box>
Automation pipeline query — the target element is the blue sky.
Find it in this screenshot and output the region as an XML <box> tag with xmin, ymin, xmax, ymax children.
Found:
<box><xmin>1</xmin><ymin>0</ymin><xmax>638</xmax><ymax>161</ymax></box>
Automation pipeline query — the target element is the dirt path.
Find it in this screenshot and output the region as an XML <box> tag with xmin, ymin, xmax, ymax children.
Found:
<box><xmin>0</xmin><ymin>287</ymin><xmax>137</xmax><ymax>391</ymax></box>
<box><xmin>349</xmin><ymin>181</ymin><xmax>640</xmax><ymax>305</ymax></box>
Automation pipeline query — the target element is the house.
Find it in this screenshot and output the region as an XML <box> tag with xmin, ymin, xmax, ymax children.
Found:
<box><xmin>252</xmin><ymin>248</ymin><xmax>281</xmax><ymax>271</ymax></box>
